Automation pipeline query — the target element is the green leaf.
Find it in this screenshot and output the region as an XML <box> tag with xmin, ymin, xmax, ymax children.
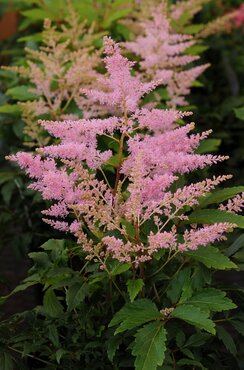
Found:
<box><xmin>28</xmin><ymin>251</ymin><xmax>51</xmax><ymax>271</ymax></box>
<box><xmin>40</xmin><ymin>239</ymin><xmax>67</xmax><ymax>262</ymax></box>
<box><xmin>66</xmin><ymin>283</ymin><xmax>89</xmax><ymax>311</ymax></box>
<box><xmin>231</xmin><ymin>320</ymin><xmax>244</xmax><ymax>336</ymax></box>
<box><xmin>192</xmin><ymin>264</ymin><xmax>211</xmax><ymax>290</ymax></box>
<box><xmin>40</xmin><ymin>238</ymin><xmax>65</xmax><ymax>251</ymax></box>
<box><xmin>107</xmin><ymin>335</ymin><xmax>122</xmax><ymax>363</ymax></box>
<box><xmin>109</xmin><ymin>299</ymin><xmax>161</xmax><ymax>334</ymax></box>
<box><xmin>0</xmin><ymin>352</ymin><xmax>14</xmax><ymax>370</ymax></box>
<box><xmin>10</xmin><ymin>280</ymin><xmax>37</xmax><ymax>295</ymax></box>
<box><xmin>174</xmin><ymin>11</ymin><xmax>192</xmax><ymax>27</ymax></box>
<box><xmin>180</xmin><ymin>348</ymin><xmax>194</xmax><ymax>359</ymax></box>
<box><xmin>127</xmin><ymin>279</ymin><xmax>144</xmax><ymax>302</ymax></box>
<box><xmin>43</xmin><ymin>288</ymin><xmax>63</xmax><ymax>318</ymax></box>
<box><xmin>184</xmin><ymin>44</ymin><xmax>208</xmax><ymax>55</ymax></box>
<box><xmin>74</xmin><ymin>3</ymin><xmax>98</xmax><ymax>23</ymax></box>
<box><xmin>184</xmin><ymin>333</ymin><xmax>210</xmax><ymax>348</ymax></box>
<box><xmin>21</xmin><ymin>9</ymin><xmax>47</xmax><ymax>21</ymax></box>
<box><xmin>17</xmin><ymin>33</ymin><xmax>42</xmax><ymax>43</ymax></box>
<box><xmin>188</xmin><ymin>209</ymin><xmax>244</xmax><ymax>228</ymax></box>
<box><xmin>185</xmin><ymin>288</ymin><xmax>236</xmax><ymax>312</ymax></box>
<box><xmin>120</xmin><ymin>219</ymin><xmax>136</xmax><ymax>238</ymax></box>
<box><xmin>0</xmin><ymin>104</ymin><xmax>21</xmax><ymax>115</ymax></box>
<box><xmin>225</xmin><ymin>234</ymin><xmax>244</xmax><ymax>257</ymax></box>
<box><xmin>6</xmin><ymin>85</ymin><xmax>38</xmax><ymax>101</ymax></box>
<box><xmin>106</xmin><ymin>153</ymin><xmax>120</xmax><ymax>167</ymax></box>
<box><xmin>110</xmin><ymin>262</ymin><xmax>131</xmax><ymax>276</ymax></box>
<box><xmin>167</xmin><ymin>267</ymin><xmax>192</xmax><ymax>304</ymax></box>
<box><xmin>234</xmin><ymin>106</ymin><xmax>244</xmax><ymax>120</ymax></box>
<box><xmin>195</xmin><ymin>138</ymin><xmax>221</xmax><ymax>154</ymax></box>
<box><xmin>0</xmin><ymin>172</ymin><xmax>16</xmax><ymax>186</ymax></box>
<box><xmin>102</xmin><ymin>8</ymin><xmax>131</xmax><ymax>28</ymax></box>
<box><xmin>217</xmin><ymin>326</ymin><xmax>237</xmax><ymax>356</ymax></box>
<box><xmin>171</xmin><ymin>305</ymin><xmax>216</xmax><ymax>334</ymax></box>
<box><xmin>28</xmin><ymin>251</ymin><xmax>51</xmax><ymax>270</ymax></box>
<box><xmin>56</xmin><ymin>348</ymin><xmax>66</xmax><ymax>364</ymax></box>
<box><xmin>48</xmin><ymin>324</ymin><xmax>60</xmax><ymax>347</ymax></box>
<box><xmin>184</xmin><ymin>24</ymin><xmax>204</xmax><ymax>34</ymax></box>
<box><xmin>177</xmin><ymin>359</ymin><xmax>207</xmax><ymax>369</ymax></box>
<box><xmin>176</xmin><ymin>331</ymin><xmax>186</xmax><ymax>347</ymax></box>
<box><xmin>185</xmin><ymin>246</ymin><xmax>237</xmax><ymax>270</ymax></box>
<box><xmin>132</xmin><ymin>322</ymin><xmax>167</xmax><ymax>370</ymax></box>
<box><xmin>1</xmin><ymin>181</ymin><xmax>15</xmax><ymax>205</ymax></box>
<box><xmin>197</xmin><ymin>187</ymin><xmax>244</xmax><ymax>209</ymax></box>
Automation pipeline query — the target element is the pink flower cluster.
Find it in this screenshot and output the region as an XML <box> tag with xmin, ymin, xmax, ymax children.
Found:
<box><xmin>234</xmin><ymin>4</ymin><xmax>244</xmax><ymax>30</ymax></box>
<box><xmin>9</xmin><ymin>37</ymin><xmax>236</xmax><ymax>266</ymax></box>
<box><xmin>124</xmin><ymin>5</ymin><xmax>209</xmax><ymax>107</ymax></box>
<box><xmin>219</xmin><ymin>193</ymin><xmax>244</xmax><ymax>214</ymax></box>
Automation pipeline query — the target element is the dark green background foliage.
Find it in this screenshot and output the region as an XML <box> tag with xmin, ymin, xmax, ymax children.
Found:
<box><xmin>0</xmin><ymin>0</ymin><xmax>244</xmax><ymax>369</ymax></box>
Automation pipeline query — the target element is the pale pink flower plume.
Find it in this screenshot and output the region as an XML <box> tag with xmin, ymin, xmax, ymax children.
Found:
<box><xmin>124</xmin><ymin>5</ymin><xmax>209</xmax><ymax>107</ymax></box>
<box><xmin>219</xmin><ymin>193</ymin><xmax>244</xmax><ymax>214</ymax></box>
<box><xmin>178</xmin><ymin>223</ymin><xmax>235</xmax><ymax>251</ymax></box>
<box><xmin>83</xmin><ymin>36</ymin><xmax>160</xmax><ymax>114</ymax></box>
<box><xmin>234</xmin><ymin>4</ymin><xmax>244</xmax><ymax>30</ymax></box>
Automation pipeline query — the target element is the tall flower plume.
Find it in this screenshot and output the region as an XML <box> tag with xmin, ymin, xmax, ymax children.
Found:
<box><xmin>124</xmin><ymin>4</ymin><xmax>209</xmax><ymax>107</ymax></box>
<box><xmin>8</xmin><ymin>37</ymin><xmax>237</xmax><ymax>267</ymax></box>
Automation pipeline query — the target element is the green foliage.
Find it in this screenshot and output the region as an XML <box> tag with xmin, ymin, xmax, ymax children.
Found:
<box><xmin>184</xmin><ymin>288</ymin><xmax>236</xmax><ymax>312</ymax></box>
<box><xmin>126</xmin><ymin>279</ymin><xmax>144</xmax><ymax>302</ymax></box>
<box><xmin>109</xmin><ymin>299</ymin><xmax>162</xmax><ymax>334</ymax></box>
<box><xmin>66</xmin><ymin>283</ymin><xmax>89</xmax><ymax>311</ymax></box>
<box><xmin>43</xmin><ymin>288</ymin><xmax>64</xmax><ymax>318</ymax></box>
<box><xmin>195</xmin><ymin>138</ymin><xmax>221</xmax><ymax>154</ymax></box>
<box><xmin>234</xmin><ymin>106</ymin><xmax>244</xmax><ymax>120</ymax></box>
<box><xmin>197</xmin><ymin>186</ymin><xmax>244</xmax><ymax>208</ymax></box>
<box><xmin>6</xmin><ymin>85</ymin><xmax>38</xmax><ymax>101</ymax></box>
<box><xmin>15</xmin><ymin>0</ymin><xmax>132</xmax><ymax>35</ymax></box>
<box><xmin>217</xmin><ymin>326</ymin><xmax>237</xmax><ymax>357</ymax></box>
<box><xmin>167</xmin><ymin>267</ymin><xmax>192</xmax><ymax>304</ymax></box>
<box><xmin>185</xmin><ymin>245</ymin><xmax>237</xmax><ymax>270</ymax></box>
<box><xmin>225</xmin><ymin>234</ymin><xmax>244</xmax><ymax>257</ymax></box>
<box><xmin>0</xmin><ymin>352</ymin><xmax>14</xmax><ymax>370</ymax></box>
<box><xmin>188</xmin><ymin>209</ymin><xmax>244</xmax><ymax>228</ymax></box>
<box><xmin>132</xmin><ymin>322</ymin><xmax>167</xmax><ymax>370</ymax></box>
<box><xmin>0</xmin><ymin>104</ymin><xmax>21</xmax><ymax>114</ymax></box>
<box><xmin>171</xmin><ymin>305</ymin><xmax>216</xmax><ymax>334</ymax></box>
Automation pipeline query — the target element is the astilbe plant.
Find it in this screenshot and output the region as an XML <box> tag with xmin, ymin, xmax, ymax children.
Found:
<box><xmin>9</xmin><ymin>36</ymin><xmax>235</xmax><ymax>266</ymax></box>
<box><xmin>6</xmin><ymin>37</ymin><xmax>243</xmax><ymax>369</ymax></box>
<box><xmin>3</xmin><ymin>6</ymin><xmax>101</xmax><ymax>147</ymax></box>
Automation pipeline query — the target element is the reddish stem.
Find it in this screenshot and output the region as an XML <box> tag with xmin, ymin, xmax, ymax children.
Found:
<box><xmin>112</xmin><ymin>132</ymin><xmax>125</xmax><ymax>196</ymax></box>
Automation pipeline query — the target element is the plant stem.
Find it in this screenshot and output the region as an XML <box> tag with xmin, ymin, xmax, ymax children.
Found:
<box><xmin>158</xmin><ymin>261</ymin><xmax>186</xmax><ymax>297</ymax></box>
<box><xmin>150</xmin><ymin>250</ymin><xmax>179</xmax><ymax>278</ymax></box>
<box><xmin>111</xmin><ymin>277</ymin><xmax>125</xmax><ymax>300</ymax></box>
<box><xmin>108</xmin><ymin>278</ymin><xmax>114</xmax><ymax>313</ymax></box>
<box><xmin>113</xmin><ymin>132</ymin><xmax>125</xmax><ymax>196</ymax></box>
<box><xmin>214</xmin><ymin>317</ymin><xmax>233</xmax><ymax>323</ymax></box>
<box><xmin>99</xmin><ymin>166</ymin><xmax>112</xmax><ymax>189</ymax></box>
<box><xmin>113</xmin><ymin>98</ymin><xmax>127</xmax><ymax>196</ymax></box>
<box><xmin>153</xmin><ymin>283</ymin><xmax>160</xmax><ymax>302</ymax></box>
<box><xmin>8</xmin><ymin>346</ymin><xmax>56</xmax><ymax>367</ymax></box>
